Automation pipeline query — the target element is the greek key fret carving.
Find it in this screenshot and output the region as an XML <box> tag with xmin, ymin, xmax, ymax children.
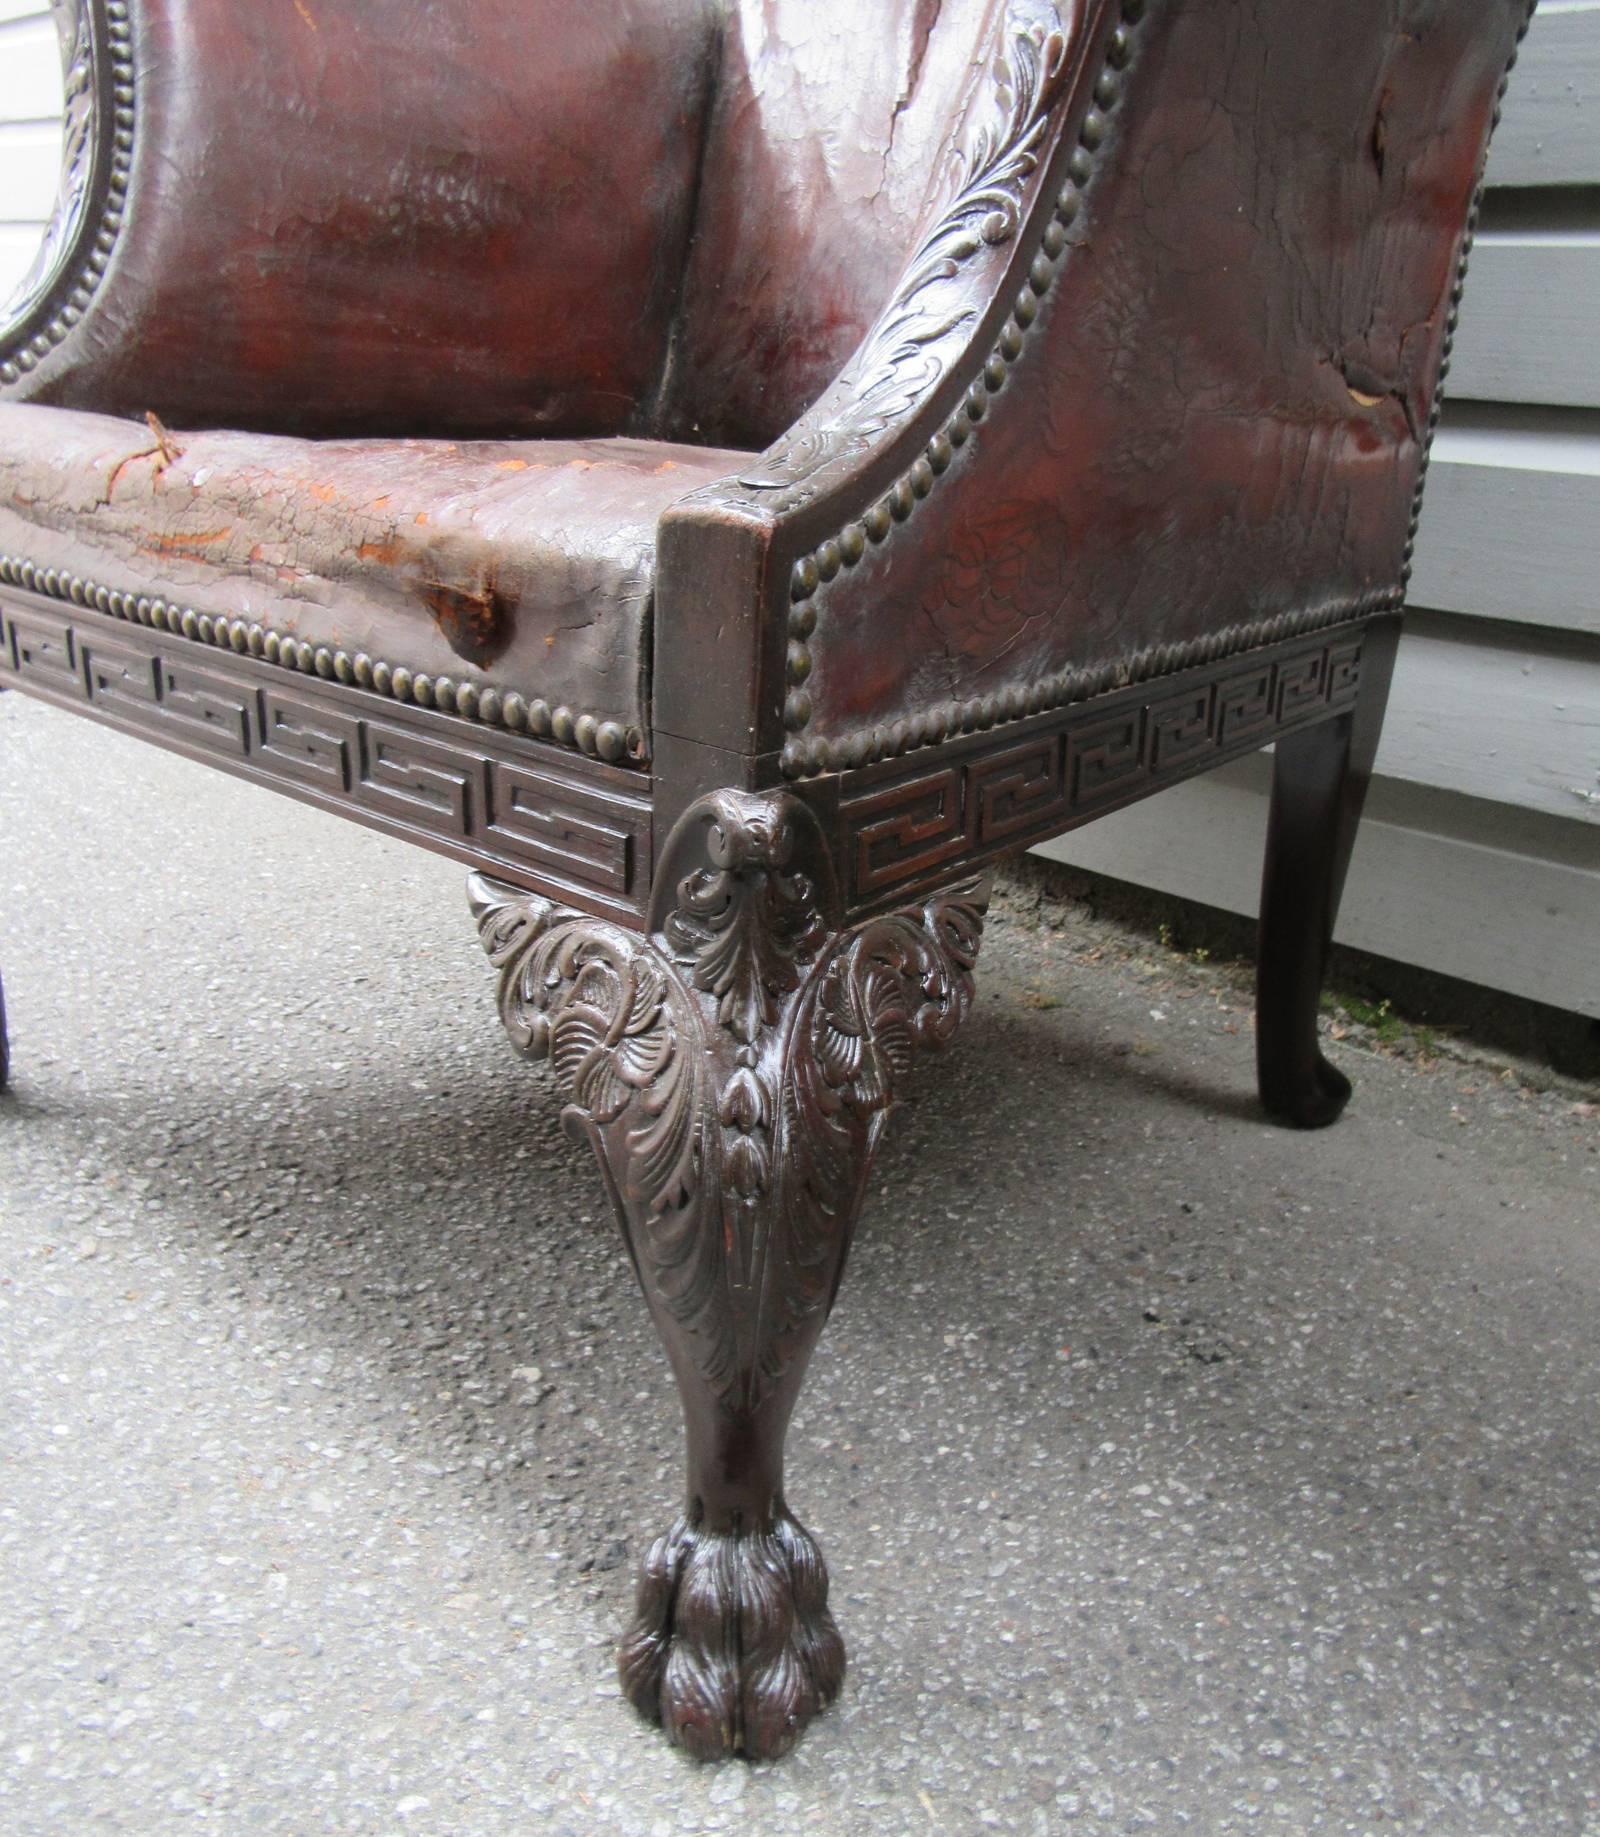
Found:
<box><xmin>843</xmin><ymin>631</ymin><xmax>1366</xmax><ymax>905</ymax></box>
<box><xmin>5</xmin><ymin>603</ymin><xmax>80</xmax><ymax>692</ymax></box>
<box><xmin>0</xmin><ymin>596</ymin><xmax>650</xmax><ymax>917</ymax></box>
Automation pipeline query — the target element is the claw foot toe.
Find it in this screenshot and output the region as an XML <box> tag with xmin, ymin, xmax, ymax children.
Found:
<box><xmin>618</xmin><ymin>1509</ymin><xmax>845</xmax><ymax>1761</ymax></box>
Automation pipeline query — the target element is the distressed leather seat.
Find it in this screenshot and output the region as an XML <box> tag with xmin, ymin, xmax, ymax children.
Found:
<box><xmin>0</xmin><ymin>406</ymin><xmax>743</xmax><ymax>759</ymax></box>
<box><xmin>0</xmin><ymin>0</ymin><xmax>1535</xmax><ymax>1766</ymax></box>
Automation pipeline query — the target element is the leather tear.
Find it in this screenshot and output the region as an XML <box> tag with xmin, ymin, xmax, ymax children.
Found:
<box><xmin>422</xmin><ymin>569</ymin><xmax>515</xmax><ymax>668</ymax></box>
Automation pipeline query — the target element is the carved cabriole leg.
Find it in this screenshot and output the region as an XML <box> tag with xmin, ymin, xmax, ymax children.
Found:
<box><xmin>1256</xmin><ymin>619</ymin><xmax>1398</xmax><ymax>1128</ymax></box>
<box><xmin>468</xmin><ymin>790</ymin><xmax>987</xmax><ymax>1760</ymax></box>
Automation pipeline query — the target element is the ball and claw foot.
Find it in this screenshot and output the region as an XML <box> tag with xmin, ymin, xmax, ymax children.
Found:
<box><xmin>618</xmin><ymin>1508</ymin><xmax>846</xmax><ymax>1761</ymax></box>
<box><xmin>1263</xmin><ymin>1047</ymin><xmax>1351</xmax><ymax>1130</ymax></box>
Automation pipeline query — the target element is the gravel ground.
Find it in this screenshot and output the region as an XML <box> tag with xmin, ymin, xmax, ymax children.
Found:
<box><xmin>2</xmin><ymin>694</ymin><xmax>1597</xmax><ymax>1837</ymax></box>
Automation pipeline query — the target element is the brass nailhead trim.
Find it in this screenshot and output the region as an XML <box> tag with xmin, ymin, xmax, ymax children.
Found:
<box><xmin>789</xmin><ymin>592</ymin><xmax>1403</xmax><ymax>777</ymax></box>
<box><xmin>779</xmin><ymin>0</ymin><xmax>1151</xmax><ymax>778</ymax></box>
<box><xmin>0</xmin><ymin>1</ymin><xmax>134</xmax><ymax>378</ymax></box>
<box><xmin>0</xmin><ymin>553</ymin><xmax>645</xmax><ymax>765</ymax></box>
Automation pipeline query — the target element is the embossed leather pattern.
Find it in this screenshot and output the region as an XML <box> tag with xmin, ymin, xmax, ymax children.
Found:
<box><xmin>791</xmin><ymin>0</ymin><xmax>1527</xmax><ymax>752</ymax></box>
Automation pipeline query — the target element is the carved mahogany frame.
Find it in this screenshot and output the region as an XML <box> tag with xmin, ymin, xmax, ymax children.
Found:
<box><xmin>0</xmin><ymin>583</ymin><xmax>1380</xmax><ymax>928</ymax></box>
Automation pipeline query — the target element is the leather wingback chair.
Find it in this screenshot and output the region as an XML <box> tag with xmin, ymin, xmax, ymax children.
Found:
<box><xmin>0</xmin><ymin>0</ymin><xmax>1534</xmax><ymax>1760</ymax></box>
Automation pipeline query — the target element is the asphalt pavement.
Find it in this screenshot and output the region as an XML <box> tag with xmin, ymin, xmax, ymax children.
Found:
<box><xmin>2</xmin><ymin>694</ymin><xmax>1597</xmax><ymax>1836</ymax></box>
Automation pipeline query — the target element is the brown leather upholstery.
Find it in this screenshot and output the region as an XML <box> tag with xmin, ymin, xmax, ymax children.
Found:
<box><xmin>0</xmin><ymin>0</ymin><xmax>1528</xmax><ymax>777</ymax></box>
<box><xmin>0</xmin><ymin>403</ymin><xmax>744</xmax><ymax>751</ymax></box>
<box><xmin>2</xmin><ymin>0</ymin><xmax>721</xmax><ymax>437</ymax></box>
<box><xmin>662</xmin><ymin>0</ymin><xmax>1034</xmax><ymax>449</ymax></box>
<box><xmin>788</xmin><ymin>0</ymin><xmax>1525</xmax><ymax>752</ymax></box>
<box><xmin>633</xmin><ymin>0</ymin><xmax>1529</xmax><ymax>778</ymax></box>
<box><xmin>1</xmin><ymin>0</ymin><xmax>1046</xmax><ymax>452</ymax></box>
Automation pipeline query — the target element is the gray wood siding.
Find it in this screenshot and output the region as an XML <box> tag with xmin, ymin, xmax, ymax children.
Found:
<box><xmin>0</xmin><ymin>6</ymin><xmax>61</xmax><ymax>301</ymax></box>
<box><xmin>1044</xmin><ymin>5</ymin><xmax>1600</xmax><ymax>1019</ymax></box>
<box><xmin>1480</xmin><ymin>1</ymin><xmax>1600</xmax><ymax>186</ymax></box>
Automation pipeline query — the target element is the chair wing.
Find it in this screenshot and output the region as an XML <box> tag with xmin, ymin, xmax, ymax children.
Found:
<box><xmin>654</xmin><ymin>0</ymin><xmax>1531</xmax><ymax>780</ymax></box>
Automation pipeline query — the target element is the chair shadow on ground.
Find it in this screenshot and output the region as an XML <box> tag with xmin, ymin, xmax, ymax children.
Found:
<box><xmin>6</xmin><ymin>940</ymin><xmax>1597</xmax><ymax>1775</ymax></box>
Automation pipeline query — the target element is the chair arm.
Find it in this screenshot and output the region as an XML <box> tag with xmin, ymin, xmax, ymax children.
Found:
<box><xmin>0</xmin><ymin>0</ymin><xmax>719</xmax><ymax>438</ymax></box>
<box><xmin>656</xmin><ymin>0</ymin><xmax>1530</xmax><ymax>783</ymax></box>
<box><xmin>653</xmin><ymin>0</ymin><xmax>1114</xmax><ymax>765</ymax></box>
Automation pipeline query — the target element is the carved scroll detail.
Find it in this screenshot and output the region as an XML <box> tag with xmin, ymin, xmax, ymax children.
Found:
<box><xmin>469</xmin><ymin>794</ymin><xmax>988</xmax><ymax>1413</ymax></box>
<box><xmin>738</xmin><ymin>0</ymin><xmax>1075</xmax><ymax>501</ymax></box>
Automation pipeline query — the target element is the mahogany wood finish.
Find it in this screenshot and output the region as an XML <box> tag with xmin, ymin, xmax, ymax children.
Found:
<box><xmin>1258</xmin><ymin>618</ymin><xmax>1401</xmax><ymax>1130</ymax></box>
<box><xmin>469</xmin><ymin>792</ymin><xmax>985</xmax><ymax>1758</ymax></box>
<box><xmin>0</xmin><ymin>0</ymin><xmax>1534</xmax><ymax>1761</ymax></box>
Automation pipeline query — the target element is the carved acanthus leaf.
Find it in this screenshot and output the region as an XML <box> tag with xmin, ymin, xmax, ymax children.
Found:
<box><xmin>738</xmin><ymin>2</ymin><xmax>1075</xmax><ymax>502</ymax></box>
<box><xmin>664</xmin><ymin>790</ymin><xmax>826</xmax><ymax>1045</ymax></box>
<box><xmin>467</xmin><ymin>873</ymin><xmax>734</xmax><ymax>1390</ymax></box>
<box><xmin>750</xmin><ymin>881</ymin><xmax>991</xmax><ymax>1403</ymax></box>
<box><xmin>470</xmin><ymin>842</ymin><xmax>989</xmax><ymax>1413</ymax></box>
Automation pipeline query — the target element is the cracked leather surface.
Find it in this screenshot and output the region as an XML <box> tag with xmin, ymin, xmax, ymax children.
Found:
<box><xmin>3</xmin><ymin>0</ymin><xmax>721</xmax><ymax>438</ymax></box>
<box><xmin>799</xmin><ymin>0</ymin><xmax>1527</xmax><ymax>745</ymax></box>
<box><xmin>0</xmin><ymin>402</ymin><xmax>745</xmax><ymax>734</ymax></box>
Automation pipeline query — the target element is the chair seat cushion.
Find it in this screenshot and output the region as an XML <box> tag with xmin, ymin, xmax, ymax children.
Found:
<box><xmin>0</xmin><ymin>404</ymin><xmax>745</xmax><ymax>761</ymax></box>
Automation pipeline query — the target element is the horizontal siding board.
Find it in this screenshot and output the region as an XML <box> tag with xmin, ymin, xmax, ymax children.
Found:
<box><xmin>1484</xmin><ymin>2</ymin><xmax>1600</xmax><ymax>188</ymax></box>
<box><xmin>0</xmin><ymin>223</ymin><xmax>44</xmax><ymax>301</ymax></box>
<box><xmin>1033</xmin><ymin>763</ymin><xmax>1600</xmax><ymax>1018</ymax></box>
<box><xmin>1448</xmin><ymin>238</ymin><xmax>1600</xmax><ymax>409</ymax></box>
<box><xmin>1376</xmin><ymin>626</ymin><xmax>1600</xmax><ymax>824</ymax></box>
<box><xmin>1411</xmin><ymin>428</ymin><xmax>1600</xmax><ymax>637</ymax></box>
<box><xmin>0</xmin><ymin>16</ymin><xmax>58</xmax><ymax>122</ymax></box>
<box><xmin>0</xmin><ymin>4</ymin><xmax>51</xmax><ymax>28</ymax></box>
<box><xmin>0</xmin><ymin>120</ymin><xmax>62</xmax><ymax>220</ymax></box>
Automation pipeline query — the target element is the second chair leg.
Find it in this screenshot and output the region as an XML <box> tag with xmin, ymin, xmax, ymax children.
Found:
<box><xmin>1256</xmin><ymin>714</ymin><xmax>1359</xmax><ymax>1126</ymax></box>
<box><xmin>1257</xmin><ymin>618</ymin><xmax>1398</xmax><ymax>1128</ymax></box>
